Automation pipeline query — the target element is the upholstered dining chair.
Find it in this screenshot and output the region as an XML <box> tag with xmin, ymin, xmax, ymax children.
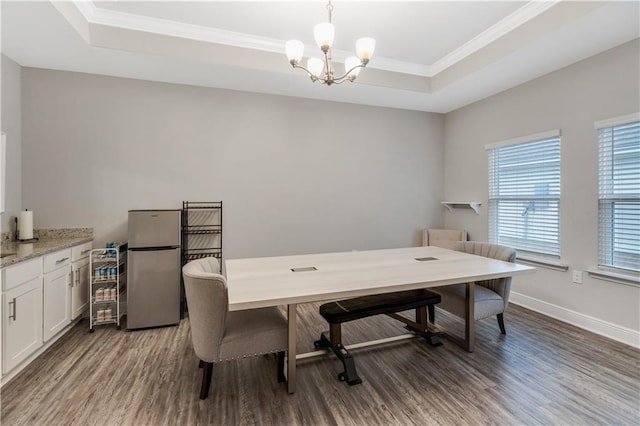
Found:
<box><xmin>433</xmin><ymin>241</ymin><xmax>517</xmax><ymax>335</ymax></box>
<box><xmin>423</xmin><ymin>228</ymin><xmax>468</xmax><ymax>249</ymax></box>
<box><xmin>182</xmin><ymin>257</ymin><xmax>288</xmax><ymax>399</ymax></box>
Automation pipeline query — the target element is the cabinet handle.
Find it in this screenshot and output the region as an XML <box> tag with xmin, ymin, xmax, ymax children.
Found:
<box><xmin>81</xmin><ymin>249</ymin><xmax>90</xmax><ymax>255</ymax></box>
<box><xmin>56</xmin><ymin>257</ymin><xmax>70</xmax><ymax>264</ymax></box>
<box><xmin>70</xmin><ymin>272</ymin><xmax>74</xmax><ymax>287</ymax></box>
<box><xmin>9</xmin><ymin>298</ymin><xmax>16</xmax><ymax>320</ymax></box>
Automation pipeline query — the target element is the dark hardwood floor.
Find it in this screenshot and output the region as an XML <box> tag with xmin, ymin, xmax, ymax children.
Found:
<box><xmin>1</xmin><ymin>303</ymin><xmax>639</xmax><ymax>425</ymax></box>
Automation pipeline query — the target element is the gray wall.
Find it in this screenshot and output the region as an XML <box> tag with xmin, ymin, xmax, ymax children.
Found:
<box><xmin>21</xmin><ymin>69</ymin><xmax>445</xmax><ymax>258</ymax></box>
<box><xmin>443</xmin><ymin>40</ymin><xmax>640</xmax><ymax>336</ymax></box>
<box><xmin>1</xmin><ymin>54</ymin><xmax>21</xmax><ymax>235</ymax></box>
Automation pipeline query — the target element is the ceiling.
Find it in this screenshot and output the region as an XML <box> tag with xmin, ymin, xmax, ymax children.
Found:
<box><xmin>2</xmin><ymin>1</ymin><xmax>639</xmax><ymax>113</ymax></box>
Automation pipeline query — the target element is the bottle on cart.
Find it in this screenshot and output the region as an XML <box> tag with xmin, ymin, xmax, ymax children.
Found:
<box><xmin>89</xmin><ymin>244</ymin><xmax>126</xmax><ymax>333</ymax></box>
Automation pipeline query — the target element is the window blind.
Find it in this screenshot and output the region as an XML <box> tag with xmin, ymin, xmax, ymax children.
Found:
<box><xmin>597</xmin><ymin>119</ymin><xmax>640</xmax><ymax>272</ymax></box>
<box><xmin>487</xmin><ymin>134</ymin><xmax>561</xmax><ymax>257</ymax></box>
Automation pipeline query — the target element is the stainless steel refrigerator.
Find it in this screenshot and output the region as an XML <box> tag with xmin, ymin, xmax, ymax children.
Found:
<box><xmin>127</xmin><ymin>209</ymin><xmax>181</xmax><ymax>329</ymax></box>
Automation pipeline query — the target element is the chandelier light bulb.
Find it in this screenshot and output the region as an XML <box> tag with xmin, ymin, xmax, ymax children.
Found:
<box><xmin>307</xmin><ymin>57</ymin><xmax>325</xmax><ymax>78</ymax></box>
<box><xmin>285</xmin><ymin>40</ymin><xmax>304</xmax><ymax>64</ymax></box>
<box><xmin>356</xmin><ymin>37</ymin><xmax>376</xmax><ymax>62</ymax></box>
<box><xmin>344</xmin><ymin>57</ymin><xmax>362</xmax><ymax>79</ymax></box>
<box><xmin>314</xmin><ymin>22</ymin><xmax>335</xmax><ymax>52</ymax></box>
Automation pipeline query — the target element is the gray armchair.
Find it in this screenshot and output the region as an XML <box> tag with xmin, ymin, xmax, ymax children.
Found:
<box><xmin>434</xmin><ymin>241</ymin><xmax>517</xmax><ymax>334</ymax></box>
<box><xmin>182</xmin><ymin>257</ymin><xmax>287</xmax><ymax>399</ymax></box>
<box><xmin>423</xmin><ymin>228</ymin><xmax>468</xmax><ymax>249</ymax></box>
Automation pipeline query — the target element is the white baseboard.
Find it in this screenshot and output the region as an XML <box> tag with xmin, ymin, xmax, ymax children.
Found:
<box><xmin>510</xmin><ymin>292</ymin><xmax>640</xmax><ymax>348</ymax></box>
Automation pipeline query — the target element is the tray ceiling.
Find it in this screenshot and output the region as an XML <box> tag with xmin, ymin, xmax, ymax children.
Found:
<box><xmin>2</xmin><ymin>1</ymin><xmax>638</xmax><ymax>112</ymax></box>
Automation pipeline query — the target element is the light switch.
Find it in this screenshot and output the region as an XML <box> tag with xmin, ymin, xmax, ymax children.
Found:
<box><xmin>572</xmin><ymin>270</ymin><xmax>583</xmax><ymax>284</ymax></box>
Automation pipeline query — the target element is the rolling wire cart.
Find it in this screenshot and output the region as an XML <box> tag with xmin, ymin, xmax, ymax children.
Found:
<box><xmin>181</xmin><ymin>201</ymin><xmax>222</xmax><ymax>317</ymax></box>
<box><xmin>89</xmin><ymin>242</ymin><xmax>127</xmax><ymax>332</ymax></box>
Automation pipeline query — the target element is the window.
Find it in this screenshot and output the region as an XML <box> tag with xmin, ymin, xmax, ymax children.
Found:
<box><xmin>596</xmin><ymin>115</ymin><xmax>640</xmax><ymax>273</ymax></box>
<box><xmin>487</xmin><ymin>130</ymin><xmax>561</xmax><ymax>257</ymax></box>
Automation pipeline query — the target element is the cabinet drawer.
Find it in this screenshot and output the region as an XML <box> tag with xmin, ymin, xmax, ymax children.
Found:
<box><xmin>71</xmin><ymin>242</ymin><xmax>92</xmax><ymax>262</ymax></box>
<box><xmin>2</xmin><ymin>257</ymin><xmax>42</xmax><ymax>292</ymax></box>
<box><xmin>43</xmin><ymin>249</ymin><xmax>72</xmax><ymax>273</ymax></box>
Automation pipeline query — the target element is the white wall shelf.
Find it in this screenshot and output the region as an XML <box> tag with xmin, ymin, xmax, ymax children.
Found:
<box><xmin>441</xmin><ymin>202</ymin><xmax>482</xmax><ymax>214</ymax></box>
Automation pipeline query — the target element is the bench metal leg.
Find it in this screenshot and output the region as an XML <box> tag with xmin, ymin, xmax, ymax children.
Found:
<box><xmin>314</xmin><ymin>328</ymin><xmax>363</xmax><ymax>386</ymax></box>
<box><xmin>416</xmin><ymin>306</ymin><xmax>427</xmax><ymax>325</ymax></box>
<box><xmin>329</xmin><ymin>323</ymin><xmax>342</xmax><ymax>346</ymax></box>
<box><xmin>335</xmin><ymin>345</ymin><xmax>362</xmax><ymax>385</ymax></box>
<box><xmin>408</xmin><ymin>326</ymin><xmax>443</xmax><ymax>347</ymax></box>
<box><xmin>387</xmin><ymin>307</ymin><xmax>443</xmax><ymax>347</ymax></box>
<box><xmin>411</xmin><ymin>306</ymin><xmax>443</xmax><ymax>347</ymax></box>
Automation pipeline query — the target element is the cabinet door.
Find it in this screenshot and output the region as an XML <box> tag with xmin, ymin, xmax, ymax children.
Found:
<box><xmin>2</xmin><ymin>277</ymin><xmax>43</xmax><ymax>374</ymax></box>
<box><xmin>43</xmin><ymin>266</ymin><xmax>71</xmax><ymax>341</ymax></box>
<box><xmin>70</xmin><ymin>258</ymin><xmax>89</xmax><ymax>320</ymax></box>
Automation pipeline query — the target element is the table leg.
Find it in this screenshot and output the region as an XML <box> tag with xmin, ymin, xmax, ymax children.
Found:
<box><xmin>287</xmin><ymin>304</ymin><xmax>297</xmax><ymax>394</ymax></box>
<box><xmin>465</xmin><ymin>282</ymin><xmax>475</xmax><ymax>352</ymax></box>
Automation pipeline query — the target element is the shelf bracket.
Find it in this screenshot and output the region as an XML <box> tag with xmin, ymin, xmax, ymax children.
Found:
<box><xmin>441</xmin><ymin>202</ymin><xmax>481</xmax><ymax>215</ymax></box>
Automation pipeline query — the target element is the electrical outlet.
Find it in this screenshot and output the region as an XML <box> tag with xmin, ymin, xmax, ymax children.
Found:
<box><xmin>572</xmin><ymin>270</ymin><xmax>583</xmax><ymax>284</ymax></box>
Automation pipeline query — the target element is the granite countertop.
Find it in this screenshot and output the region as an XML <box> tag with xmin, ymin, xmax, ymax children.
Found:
<box><xmin>1</xmin><ymin>229</ymin><xmax>94</xmax><ymax>268</ymax></box>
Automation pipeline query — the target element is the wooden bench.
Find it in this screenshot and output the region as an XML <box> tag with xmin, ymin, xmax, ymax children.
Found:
<box><xmin>315</xmin><ymin>288</ymin><xmax>443</xmax><ymax>385</ymax></box>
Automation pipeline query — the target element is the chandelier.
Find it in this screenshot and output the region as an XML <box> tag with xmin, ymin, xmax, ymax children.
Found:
<box><xmin>285</xmin><ymin>1</ymin><xmax>375</xmax><ymax>85</ymax></box>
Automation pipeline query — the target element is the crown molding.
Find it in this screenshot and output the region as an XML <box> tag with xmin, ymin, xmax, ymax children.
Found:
<box><xmin>72</xmin><ymin>0</ymin><xmax>96</xmax><ymax>21</ymax></box>
<box><xmin>65</xmin><ymin>0</ymin><xmax>560</xmax><ymax>79</ymax></box>
<box><xmin>49</xmin><ymin>1</ymin><xmax>92</xmax><ymax>43</ymax></box>
<box><xmin>76</xmin><ymin>0</ymin><xmax>284</xmax><ymax>52</ymax></box>
<box><xmin>67</xmin><ymin>0</ymin><xmax>429</xmax><ymax>76</ymax></box>
<box><xmin>428</xmin><ymin>0</ymin><xmax>560</xmax><ymax>76</ymax></box>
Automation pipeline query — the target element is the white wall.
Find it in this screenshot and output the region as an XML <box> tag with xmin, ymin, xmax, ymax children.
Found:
<box><xmin>1</xmin><ymin>54</ymin><xmax>21</xmax><ymax>235</ymax></box>
<box><xmin>443</xmin><ymin>40</ymin><xmax>640</xmax><ymax>342</ymax></box>
<box><xmin>21</xmin><ymin>68</ymin><xmax>445</xmax><ymax>258</ymax></box>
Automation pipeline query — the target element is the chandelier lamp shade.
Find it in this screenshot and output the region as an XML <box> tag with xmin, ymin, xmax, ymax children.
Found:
<box><xmin>285</xmin><ymin>1</ymin><xmax>375</xmax><ymax>85</ymax></box>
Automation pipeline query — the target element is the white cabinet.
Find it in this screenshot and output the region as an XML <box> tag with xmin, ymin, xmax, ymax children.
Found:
<box><xmin>70</xmin><ymin>242</ymin><xmax>92</xmax><ymax>320</ymax></box>
<box><xmin>2</xmin><ymin>260</ymin><xmax>43</xmax><ymax>374</ymax></box>
<box><xmin>2</xmin><ymin>241</ymin><xmax>92</xmax><ymax>380</ymax></box>
<box><xmin>42</xmin><ymin>249</ymin><xmax>71</xmax><ymax>342</ymax></box>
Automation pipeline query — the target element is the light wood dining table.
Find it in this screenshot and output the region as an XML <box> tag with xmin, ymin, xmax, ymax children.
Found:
<box><xmin>225</xmin><ymin>246</ymin><xmax>535</xmax><ymax>394</ymax></box>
